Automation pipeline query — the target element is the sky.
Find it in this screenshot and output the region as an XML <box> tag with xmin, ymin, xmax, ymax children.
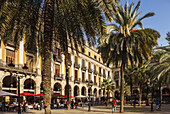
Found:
<box><xmin>118</xmin><ymin>0</ymin><xmax>170</xmax><ymax>46</ymax></box>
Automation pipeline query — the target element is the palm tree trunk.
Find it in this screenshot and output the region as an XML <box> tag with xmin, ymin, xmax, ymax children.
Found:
<box><xmin>42</xmin><ymin>0</ymin><xmax>54</xmax><ymax>114</ymax></box>
<box><xmin>106</xmin><ymin>91</ymin><xmax>109</xmax><ymax>106</ymax></box>
<box><xmin>159</xmin><ymin>84</ymin><xmax>162</xmax><ymax>110</ymax></box>
<box><xmin>120</xmin><ymin>42</ymin><xmax>126</xmax><ymax>113</ymax></box>
<box><xmin>139</xmin><ymin>85</ymin><xmax>142</xmax><ymax>106</ymax></box>
<box><xmin>64</xmin><ymin>41</ymin><xmax>70</xmax><ymax>110</ymax></box>
<box><xmin>146</xmin><ymin>85</ymin><xmax>149</xmax><ymax>106</ymax></box>
<box><xmin>130</xmin><ymin>77</ymin><xmax>133</xmax><ymax>106</ymax></box>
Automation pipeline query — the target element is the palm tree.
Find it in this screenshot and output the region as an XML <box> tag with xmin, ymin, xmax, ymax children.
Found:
<box><xmin>101</xmin><ymin>78</ymin><xmax>115</xmax><ymax>106</ymax></box>
<box><xmin>98</xmin><ymin>1</ymin><xmax>160</xmax><ymax>112</ymax></box>
<box><xmin>0</xmin><ymin>0</ymin><xmax>121</xmax><ymax>113</ymax></box>
<box><xmin>150</xmin><ymin>46</ymin><xmax>170</xmax><ymax>110</ymax></box>
<box><xmin>150</xmin><ymin>47</ymin><xmax>170</xmax><ymax>81</ymax></box>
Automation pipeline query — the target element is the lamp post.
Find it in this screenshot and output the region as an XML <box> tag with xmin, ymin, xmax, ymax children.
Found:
<box><xmin>86</xmin><ymin>79</ymin><xmax>93</xmax><ymax>112</ymax></box>
<box><xmin>8</xmin><ymin>60</ymin><xmax>28</xmax><ymax>114</ymax></box>
<box><xmin>151</xmin><ymin>78</ymin><xmax>157</xmax><ymax>112</ymax></box>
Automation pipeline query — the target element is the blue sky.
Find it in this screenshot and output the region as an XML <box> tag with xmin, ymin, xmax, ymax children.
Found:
<box><xmin>119</xmin><ymin>0</ymin><xmax>170</xmax><ymax>46</ymax></box>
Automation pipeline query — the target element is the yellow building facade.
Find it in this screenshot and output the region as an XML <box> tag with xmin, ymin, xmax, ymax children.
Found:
<box><xmin>0</xmin><ymin>39</ymin><xmax>121</xmax><ymax>100</ymax></box>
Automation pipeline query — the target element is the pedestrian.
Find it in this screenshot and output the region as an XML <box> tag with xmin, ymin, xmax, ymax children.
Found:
<box><xmin>112</xmin><ymin>98</ymin><xmax>116</xmax><ymax>113</ymax></box>
<box><xmin>75</xmin><ymin>100</ymin><xmax>78</xmax><ymax>109</ymax></box>
<box><xmin>22</xmin><ymin>100</ymin><xmax>26</xmax><ymax>112</ymax></box>
<box><xmin>2</xmin><ymin>99</ymin><xmax>6</xmax><ymax>112</ymax></box>
<box><xmin>71</xmin><ymin>99</ymin><xmax>74</xmax><ymax>109</ymax></box>
<box><xmin>156</xmin><ymin>100</ymin><xmax>160</xmax><ymax>110</ymax></box>
<box><xmin>133</xmin><ymin>100</ymin><xmax>136</xmax><ymax>108</ymax></box>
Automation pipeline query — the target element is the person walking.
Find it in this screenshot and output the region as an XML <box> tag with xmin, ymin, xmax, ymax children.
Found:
<box><xmin>156</xmin><ymin>100</ymin><xmax>160</xmax><ymax>110</ymax></box>
<box><xmin>133</xmin><ymin>100</ymin><xmax>136</xmax><ymax>108</ymax></box>
<box><xmin>112</xmin><ymin>98</ymin><xmax>116</xmax><ymax>113</ymax></box>
<box><xmin>71</xmin><ymin>99</ymin><xmax>74</xmax><ymax>109</ymax></box>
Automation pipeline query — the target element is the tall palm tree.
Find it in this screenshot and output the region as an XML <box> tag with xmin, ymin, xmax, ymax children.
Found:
<box><xmin>98</xmin><ymin>1</ymin><xmax>160</xmax><ymax>112</ymax></box>
<box><xmin>101</xmin><ymin>78</ymin><xmax>115</xmax><ymax>106</ymax></box>
<box><xmin>0</xmin><ymin>0</ymin><xmax>121</xmax><ymax>113</ymax></box>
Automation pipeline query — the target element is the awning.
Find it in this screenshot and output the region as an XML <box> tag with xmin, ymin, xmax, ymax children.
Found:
<box><xmin>52</xmin><ymin>94</ymin><xmax>63</xmax><ymax>97</ymax></box>
<box><xmin>20</xmin><ymin>92</ymin><xmax>35</xmax><ymax>96</ymax></box>
<box><xmin>35</xmin><ymin>93</ymin><xmax>43</xmax><ymax>96</ymax></box>
<box><xmin>75</xmin><ymin>95</ymin><xmax>87</xmax><ymax>98</ymax></box>
<box><xmin>61</xmin><ymin>95</ymin><xmax>74</xmax><ymax>98</ymax></box>
<box><xmin>0</xmin><ymin>91</ymin><xmax>17</xmax><ymax>96</ymax></box>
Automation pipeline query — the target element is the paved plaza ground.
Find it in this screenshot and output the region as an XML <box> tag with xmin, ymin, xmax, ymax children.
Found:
<box><xmin>1</xmin><ymin>104</ymin><xmax>170</xmax><ymax>114</ymax></box>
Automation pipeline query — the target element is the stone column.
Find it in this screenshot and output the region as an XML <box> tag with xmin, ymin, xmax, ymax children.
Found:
<box><xmin>19</xmin><ymin>40</ymin><xmax>24</xmax><ymax>69</ymax></box>
<box><xmin>71</xmin><ymin>55</ymin><xmax>74</xmax><ymax>81</ymax></box>
<box><xmin>79</xmin><ymin>58</ymin><xmax>81</xmax><ymax>80</ymax></box>
<box><xmin>62</xmin><ymin>54</ymin><xmax>65</xmax><ymax>76</ymax></box>
<box><xmin>91</xmin><ymin>64</ymin><xmax>94</xmax><ymax>81</ymax></box>
<box><xmin>86</xmin><ymin>61</ymin><xmax>88</xmax><ymax>80</ymax></box>
<box><xmin>0</xmin><ymin>39</ymin><xmax>2</xmax><ymax>66</ymax></box>
<box><xmin>36</xmin><ymin>46</ymin><xmax>41</xmax><ymax>75</ymax></box>
<box><xmin>62</xmin><ymin>86</ymin><xmax>65</xmax><ymax>95</ymax></box>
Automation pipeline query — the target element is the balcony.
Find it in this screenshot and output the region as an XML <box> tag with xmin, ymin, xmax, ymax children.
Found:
<box><xmin>114</xmin><ymin>76</ymin><xmax>119</xmax><ymax>79</ymax></box>
<box><xmin>68</xmin><ymin>59</ymin><xmax>72</xmax><ymax>66</ymax></box>
<box><xmin>74</xmin><ymin>63</ymin><xmax>80</xmax><ymax>69</ymax></box>
<box><xmin>53</xmin><ymin>55</ymin><xmax>62</xmax><ymax>63</ymax></box>
<box><xmin>103</xmin><ymin>73</ymin><xmax>106</xmax><ymax>78</ymax></box>
<box><xmin>74</xmin><ymin>78</ymin><xmax>81</xmax><ymax>84</ymax></box>
<box><xmin>81</xmin><ymin>66</ymin><xmax>87</xmax><ymax>71</ymax></box>
<box><xmin>99</xmin><ymin>72</ymin><xmax>103</xmax><ymax>76</ymax></box>
<box><xmin>94</xmin><ymin>70</ymin><xmax>98</xmax><ymax>75</ymax></box>
<box><xmin>88</xmin><ymin>68</ymin><xmax>93</xmax><ymax>73</ymax></box>
<box><xmin>54</xmin><ymin>74</ymin><xmax>63</xmax><ymax>80</ymax></box>
<box><xmin>94</xmin><ymin>82</ymin><xmax>97</xmax><ymax>86</ymax></box>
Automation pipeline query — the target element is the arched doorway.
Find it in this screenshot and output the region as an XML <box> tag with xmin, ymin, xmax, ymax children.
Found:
<box><xmin>65</xmin><ymin>85</ymin><xmax>71</xmax><ymax>96</ymax></box>
<box><xmin>24</xmin><ymin>78</ymin><xmax>35</xmax><ymax>93</ymax></box>
<box><xmin>2</xmin><ymin>75</ymin><xmax>17</xmax><ymax>93</ymax></box>
<box><xmin>74</xmin><ymin>86</ymin><xmax>79</xmax><ymax>97</ymax></box>
<box><xmin>53</xmin><ymin>83</ymin><xmax>62</xmax><ymax>94</ymax></box>
<box><xmin>81</xmin><ymin>86</ymin><xmax>86</xmax><ymax>96</ymax></box>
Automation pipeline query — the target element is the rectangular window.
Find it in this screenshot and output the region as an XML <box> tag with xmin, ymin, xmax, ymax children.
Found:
<box><xmin>6</xmin><ymin>49</ymin><xmax>15</xmax><ymax>65</ymax></box>
<box><xmin>82</xmin><ymin>59</ymin><xmax>85</xmax><ymax>67</ymax></box>
<box><xmin>26</xmin><ymin>55</ymin><xmax>33</xmax><ymax>72</ymax></box>
<box><xmin>103</xmin><ymin>69</ymin><xmax>106</xmax><ymax>77</ymax></box>
<box><xmin>88</xmin><ymin>62</ymin><xmax>91</xmax><ymax>69</ymax></box>
<box><xmin>75</xmin><ymin>56</ymin><xmax>78</xmax><ymax>63</ymax></box>
<box><xmin>108</xmin><ymin>71</ymin><xmax>110</xmax><ymax>78</ymax></box>
<box><xmin>116</xmin><ymin>80</ymin><xmax>119</xmax><ymax>88</ymax></box>
<box><xmin>94</xmin><ymin>76</ymin><xmax>96</xmax><ymax>83</ymax></box>
<box><xmin>94</xmin><ymin>55</ymin><xmax>97</xmax><ymax>59</ymax></box>
<box><xmin>82</xmin><ymin>72</ymin><xmax>85</xmax><ymax>82</ymax></box>
<box><xmin>94</xmin><ymin>65</ymin><xmax>96</xmax><ymax>71</ymax></box>
<box><xmin>55</xmin><ymin>48</ymin><xmax>61</xmax><ymax>59</ymax></box>
<box><xmin>55</xmin><ymin>64</ymin><xmax>60</xmax><ymax>76</ymax></box>
<box><xmin>115</xmin><ymin>71</ymin><xmax>119</xmax><ymax>76</ymax></box>
<box><xmin>75</xmin><ymin>70</ymin><xmax>78</xmax><ymax>80</ymax></box>
<box><xmin>88</xmin><ymin>74</ymin><xmax>91</xmax><ymax>81</ymax></box>
<box><xmin>68</xmin><ymin>53</ymin><xmax>71</xmax><ymax>61</ymax></box>
<box><xmin>99</xmin><ymin>67</ymin><xmax>101</xmax><ymax>74</ymax></box>
<box><xmin>88</xmin><ymin>52</ymin><xmax>91</xmax><ymax>56</ymax></box>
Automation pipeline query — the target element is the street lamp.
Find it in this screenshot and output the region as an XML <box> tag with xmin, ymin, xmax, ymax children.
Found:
<box><xmin>8</xmin><ymin>60</ymin><xmax>28</xmax><ymax>114</ymax></box>
<box><xmin>86</xmin><ymin>79</ymin><xmax>93</xmax><ymax>112</ymax></box>
<box><xmin>151</xmin><ymin>78</ymin><xmax>157</xmax><ymax>112</ymax></box>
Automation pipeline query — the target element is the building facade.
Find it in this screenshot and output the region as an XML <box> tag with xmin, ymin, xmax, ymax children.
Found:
<box><xmin>0</xmin><ymin>39</ymin><xmax>121</xmax><ymax>100</ymax></box>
